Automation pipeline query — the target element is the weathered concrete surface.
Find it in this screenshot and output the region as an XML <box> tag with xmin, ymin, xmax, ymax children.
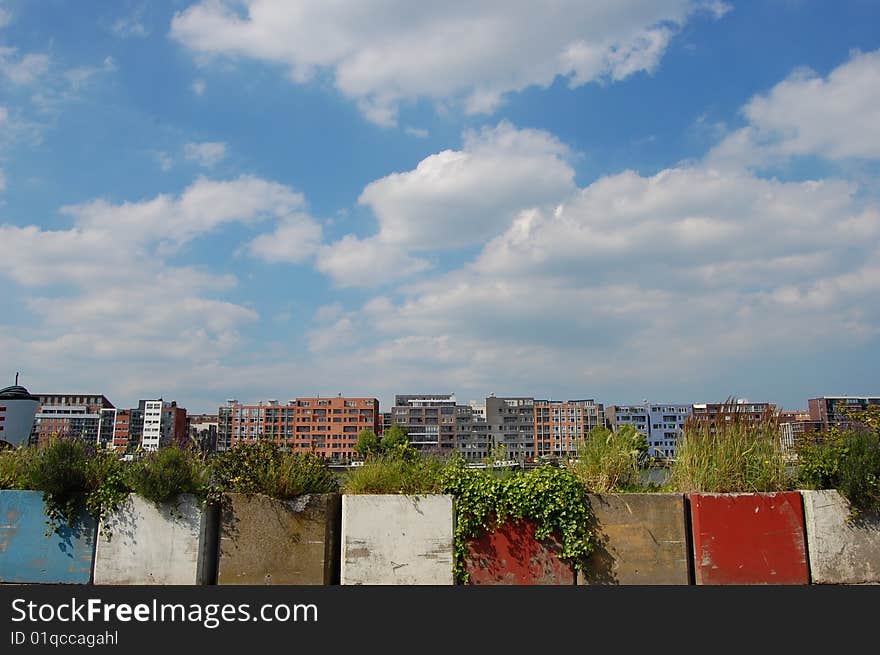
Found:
<box><xmin>94</xmin><ymin>493</ymin><xmax>217</xmax><ymax>585</ymax></box>
<box><xmin>341</xmin><ymin>494</ymin><xmax>454</xmax><ymax>585</ymax></box>
<box><xmin>802</xmin><ymin>489</ymin><xmax>880</xmax><ymax>584</ymax></box>
<box><xmin>465</xmin><ymin>519</ymin><xmax>574</xmax><ymax>585</ymax></box>
<box><xmin>0</xmin><ymin>490</ymin><xmax>96</xmax><ymax>584</ymax></box>
<box><xmin>580</xmin><ymin>493</ymin><xmax>691</xmax><ymax>585</ymax></box>
<box><xmin>218</xmin><ymin>493</ymin><xmax>340</xmax><ymax>585</ymax></box>
<box><xmin>689</xmin><ymin>492</ymin><xmax>809</xmax><ymax>585</ymax></box>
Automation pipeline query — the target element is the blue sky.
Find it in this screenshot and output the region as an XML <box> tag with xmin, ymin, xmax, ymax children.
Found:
<box><xmin>1</xmin><ymin>0</ymin><xmax>878</xmax><ymax>413</ymax></box>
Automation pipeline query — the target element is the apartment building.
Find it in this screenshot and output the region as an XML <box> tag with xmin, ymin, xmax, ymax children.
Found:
<box><xmin>691</xmin><ymin>400</ymin><xmax>776</xmax><ymax>425</ymax></box>
<box><xmin>221</xmin><ymin>397</ymin><xmax>379</xmax><ymax>462</ymax></box>
<box><xmin>808</xmin><ymin>396</ymin><xmax>880</xmax><ymax>431</ymax></box>
<box><xmin>485</xmin><ymin>396</ymin><xmax>535</xmax><ymax>461</ymax></box>
<box><xmin>534</xmin><ymin>399</ymin><xmax>604</xmax><ymax>458</ymax></box>
<box><xmin>30</xmin><ymin>393</ymin><xmax>115</xmax><ymax>446</ymax></box>
<box><xmin>390</xmin><ymin>394</ymin><xmax>460</xmax><ymax>452</ymax></box>
<box><xmin>138</xmin><ymin>399</ymin><xmax>187</xmax><ymax>452</ymax></box>
<box><xmin>605</xmin><ymin>403</ymin><xmax>691</xmax><ymax>458</ymax></box>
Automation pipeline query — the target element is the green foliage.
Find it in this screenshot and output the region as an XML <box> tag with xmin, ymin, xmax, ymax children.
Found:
<box><xmin>797</xmin><ymin>405</ymin><xmax>880</xmax><ymax>518</ymax></box>
<box><xmin>0</xmin><ymin>445</ymin><xmax>37</xmax><ymax>489</ymax></box>
<box><xmin>354</xmin><ymin>428</ymin><xmax>381</xmax><ymax>459</ymax></box>
<box><xmin>343</xmin><ymin>444</ymin><xmax>446</xmax><ymax>494</ymax></box>
<box><xmin>572</xmin><ymin>425</ymin><xmax>647</xmax><ymax>492</ymax></box>
<box><xmin>669</xmin><ymin>405</ymin><xmax>793</xmax><ymax>493</ymax></box>
<box><xmin>380</xmin><ymin>424</ymin><xmax>409</xmax><ymax>452</ymax></box>
<box><xmin>440</xmin><ymin>457</ymin><xmax>593</xmax><ymax>584</ymax></box>
<box><xmin>126</xmin><ymin>447</ymin><xmax>209</xmax><ymax>505</ymax></box>
<box><xmin>211</xmin><ymin>441</ymin><xmax>338</xmax><ymax>499</ymax></box>
<box><xmin>23</xmin><ymin>439</ymin><xmax>130</xmax><ymax>535</ymax></box>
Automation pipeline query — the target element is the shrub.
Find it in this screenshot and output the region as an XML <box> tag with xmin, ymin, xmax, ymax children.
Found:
<box><xmin>23</xmin><ymin>438</ymin><xmax>129</xmax><ymax>534</ymax></box>
<box><xmin>343</xmin><ymin>442</ymin><xmax>445</xmax><ymax>494</ymax></box>
<box><xmin>211</xmin><ymin>441</ymin><xmax>339</xmax><ymax>499</ymax></box>
<box><xmin>669</xmin><ymin>403</ymin><xmax>793</xmax><ymax>493</ymax></box>
<box><xmin>572</xmin><ymin>425</ymin><xmax>647</xmax><ymax>492</ymax></box>
<box><xmin>440</xmin><ymin>457</ymin><xmax>593</xmax><ymax>584</ymax></box>
<box><xmin>126</xmin><ymin>447</ymin><xmax>209</xmax><ymax>505</ymax></box>
<box><xmin>797</xmin><ymin>426</ymin><xmax>880</xmax><ymax>519</ymax></box>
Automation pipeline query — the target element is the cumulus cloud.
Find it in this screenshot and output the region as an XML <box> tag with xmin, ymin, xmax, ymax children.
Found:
<box><xmin>360</xmin><ymin>122</ymin><xmax>575</xmax><ymax>250</ymax></box>
<box><xmin>170</xmin><ymin>0</ymin><xmax>728</xmax><ymax>124</ymax></box>
<box><xmin>246</xmin><ymin>213</ymin><xmax>323</xmax><ymax>263</ymax></box>
<box><xmin>710</xmin><ymin>49</ymin><xmax>880</xmax><ymax>167</ymax></box>
<box><xmin>61</xmin><ymin>174</ymin><xmax>305</xmax><ymax>252</ymax></box>
<box><xmin>0</xmin><ymin>174</ymin><xmax>321</xmax><ymax>403</ymax></box>
<box><xmin>184</xmin><ymin>141</ymin><xmax>228</xmax><ymax>167</ymax></box>
<box><xmin>315</xmin><ymin>235</ymin><xmax>430</xmax><ymax>288</ymax></box>
<box><xmin>0</xmin><ymin>47</ymin><xmax>49</xmax><ymax>85</ymax></box>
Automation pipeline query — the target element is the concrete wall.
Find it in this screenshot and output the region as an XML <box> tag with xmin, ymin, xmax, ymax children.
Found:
<box><xmin>802</xmin><ymin>489</ymin><xmax>880</xmax><ymax>584</ymax></box>
<box><xmin>94</xmin><ymin>493</ymin><xmax>218</xmax><ymax>585</ymax></box>
<box><xmin>217</xmin><ymin>493</ymin><xmax>340</xmax><ymax>585</ymax></box>
<box><xmin>689</xmin><ymin>492</ymin><xmax>809</xmax><ymax>585</ymax></box>
<box><xmin>581</xmin><ymin>493</ymin><xmax>691</xmax><ymax>585</ymax></box>
<box><xmin>341</xmin><ymin>494</ymin><xmax>454</xmax><ymax>585</ymax></box>
<box><xmin>465</xmin><ymin>519</ymin><xmax>574</xmax><ymax>585</ymax></box>
<box><xmin>0</xmin><ymin>490</ymin><xmax>96</xmax><ymax>584</ymax></box>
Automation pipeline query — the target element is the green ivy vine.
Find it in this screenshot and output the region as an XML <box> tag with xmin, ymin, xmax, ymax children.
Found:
<box><xmin>440</xmin><ymin>458</ymin><xmax>594</xmax><ymax>584</ymax></box>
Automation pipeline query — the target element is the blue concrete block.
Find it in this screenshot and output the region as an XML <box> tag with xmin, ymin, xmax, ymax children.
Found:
<box><xmin>0</xmin><ymin>490</ymin><xmax>96</xmax><ymax>584</ymax></box>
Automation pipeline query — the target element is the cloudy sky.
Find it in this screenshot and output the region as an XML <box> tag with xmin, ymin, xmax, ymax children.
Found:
<box><xmin>1</xmin><ymin>1</ymin><xmax>878</xmax><ymax>413</ymax></box>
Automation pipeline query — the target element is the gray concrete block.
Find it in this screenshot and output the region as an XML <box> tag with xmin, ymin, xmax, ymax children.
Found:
<box><xmin>341</xmin><ymin>494</ymin><xmax>454</xmax><ymax>585</ymax></box>
<box><xmin>94</xmin><ymin>493</ymin><xmax>217</xmax><ymax>585</ymax></box>
<box><xmin>802</xmin><ymin>489</ymin><xmax>880</xmax><ymax>584</ymax></box>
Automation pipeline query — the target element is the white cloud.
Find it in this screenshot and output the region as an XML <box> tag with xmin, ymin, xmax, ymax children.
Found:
<box><xmin>315</xmin><ymin>235</ymin><xmax>429</xmax><ymax>288</ymax></box>
<box><xmin>360</xmin><ymin>121</ymin><xmax>575</xmax><ymax>250</ymax></box>
<box><xmin>155</xmin><ymin>151</ymin><xmax>173</xmax><ymax>171</ymax></box>
<box><xmin>0</xmin><ymin>175</ymin><xmax>321</xmax><ymax>403</ymax></box>
<box><xmin>192</xmin><ymin>78</ymin><xmax>207</xmax><ymax>95</ymax></box>
<box><xmin>0</xmin><ymin>7</ymin><xmax>11</xmax><ymax>29</ymax></box>
<box><xmin>184</xmin><ymin>141</ymin><xmax>228</xmax><ymax>167</ymax></box>
<box><xmin>246</xmin><ymin>213</ymin><xmax>323</xmax><ymax>263</ymax></box>
<box><xmin>170</xmin><ymin>0</ymin><xmax>727</xmax><ymax>125</ymax></box>
<box><xmin>111</xmin><ymin>16</ymin><xmax>149</xmax><ymax>39</ymax></box>
<box><xmin>312</xmin><ymin>162</ymin><xmax>879</xmax><ymax>403</ymax></box>
<box><xmin>0</xmin><ymin>47</ymin><xmax>49</xmax><ymax>85</ymax></box>
<box><xmin>61</xmin><ymin>175</ymin><xmax>305</xmax><ymax>253</ymax></box>
<box><xmin>710</xmin><ymin>49</ymin><xmax>880</xmax><ymax>167</ymax></box>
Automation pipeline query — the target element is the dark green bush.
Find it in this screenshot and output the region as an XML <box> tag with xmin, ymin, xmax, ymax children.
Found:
<box><xmin>20</xmin><ymin>439</ymin><xmax>129</xmax><ymax>534</ymax></box>
<box><xmin>797</xmin><ymin>427</ymin><xmax>880</xmax><ymax>518</ymax></box>
<box><xmin>126</xmin><ymin>447</ymin><xmax>209</xmax><ymax>505</ymax></box>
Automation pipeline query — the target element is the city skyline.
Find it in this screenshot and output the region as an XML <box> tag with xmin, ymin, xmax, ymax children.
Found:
<box><xmin>1</xmin><ymin>2</ymin><xmax>878</xmax><ymax>416</ymax></box>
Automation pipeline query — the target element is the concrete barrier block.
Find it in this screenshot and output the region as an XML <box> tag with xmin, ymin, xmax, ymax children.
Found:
<box><xmin>580</xmin><ymin>493</ymin><xmax>690</xmax><ymax>585</ymax></box>
<box><xmin>802</xmin><ymin>489</ymin><xmax>880</xmax><ymax>584</ymax></box>
<box><xmin>218</xmin><ymin>493</ymin><xmax>340</xmax><ymax>585</ymax></box>
<box><xmin>689</xmin><ymin>492</ymin><xmax>809</xmax><ymax>585</ymax></box>
<box><xmin>0</xmin><ymin>490</ymin><xmax>96</xmax><ymax>584</ymax></box>
<box><xmin>94</xmin><ymin>493</ymin><xmax>217</xmax><ymax>585</ymax></box>
<box><xmin>465</xmin><ymin>519</ymin><xmax>574</xmax><ymax>585</ymax></box>
<box><xmin>341</xmin><ymin>494</ymin><xmax>454</xmax><ymax>585</ymax></box>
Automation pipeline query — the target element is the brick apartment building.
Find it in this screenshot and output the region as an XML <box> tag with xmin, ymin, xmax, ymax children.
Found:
<box><xmin>808</xmin><ymin>396</ymin><xmax>880</xmax><ymax>431</ymax></box>
<box><xmin>218</xmin><ymin>397</ymin><xmax>379</xmax><ymax>462</ymax></box>
<box><xmin>534</xmin><ymin>398</ymin><xmax>604</xmax><ymax>458</ymax></box>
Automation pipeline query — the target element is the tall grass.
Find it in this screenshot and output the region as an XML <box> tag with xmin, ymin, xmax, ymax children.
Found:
<box><xmin>669</xmin><ymin>403</ymin><xmax>792</xmax><ymax>493</ymax></box>
<box><xmin>342</xmin><ymin>447</ymin><xmax>446</xmax><ymax>494</ymax></box>
<box><xmin>211</xmin><ymin>441</ymin><xmax>338</xmax><ymax>499</ymax></box>
<box><xmin>572</xmin><ymin>425</ymin><xmax>646</xmax><ymax>492</ymax></box>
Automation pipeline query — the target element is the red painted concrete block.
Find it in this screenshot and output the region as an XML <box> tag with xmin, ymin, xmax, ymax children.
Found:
<box><xmin>688</xmin><ymin>492</ymin><xmax>809</xmax><ymax>585</ymax></box>
<box><xmin>464</xmin><ymin>519</ymin><xmax>574</xmax><ymax>585</ymax></box>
